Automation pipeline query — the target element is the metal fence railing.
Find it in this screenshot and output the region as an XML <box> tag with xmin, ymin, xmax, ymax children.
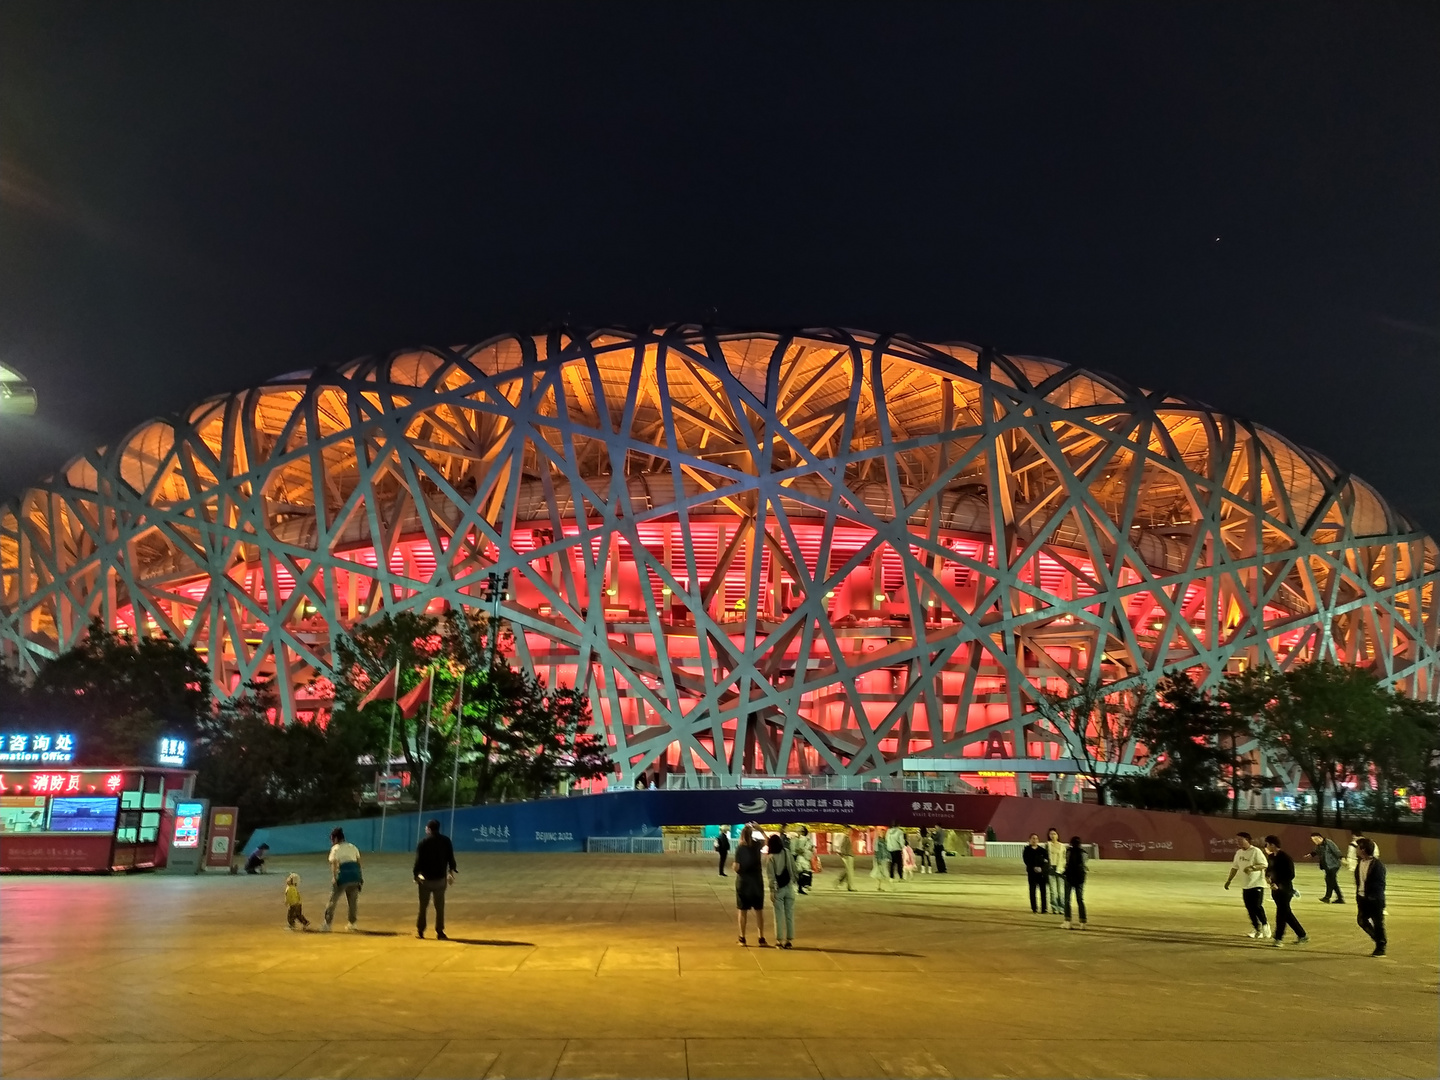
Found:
<box><xmin>985</xmin><ymin>841</ymin><xmax>1100</xmax><ymax>860</ymax></box>
<box><xmin>585</xmin><ymin>836</ymin><xmax>665</xmax><ymax>854</ymax></box>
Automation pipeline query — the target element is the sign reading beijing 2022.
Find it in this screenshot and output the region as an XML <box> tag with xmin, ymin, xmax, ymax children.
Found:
<box><xmin>0</xmin><ymin>733</ymin><xmax>76</xmax><ymax>765</ymax></box>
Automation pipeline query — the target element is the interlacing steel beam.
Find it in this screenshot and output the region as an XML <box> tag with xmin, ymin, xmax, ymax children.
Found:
<box><xmin>1</xmin><ymin>328</ymin><xmax>1435</xmax><ymax>789</ymax></box>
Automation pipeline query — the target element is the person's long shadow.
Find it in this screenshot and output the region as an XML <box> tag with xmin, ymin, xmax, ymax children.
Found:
<box><xmin>879</xmin><ymin>910</ymin><xmax>1325</xmax><ymax>953</ymax></box>
<box><xmin>348</xmin><ymin>929</ymin><xmax>402</xmax><ymax>937</ymax></box>
<box><xmin>790</xmin><ymin>946</ymin><xmax>923</xmax><ymax>957</ymax></box>
<box><xmin>443</xmin><ymin>937</ymin><xmax>536</xmax><ymax>947</ymax></box>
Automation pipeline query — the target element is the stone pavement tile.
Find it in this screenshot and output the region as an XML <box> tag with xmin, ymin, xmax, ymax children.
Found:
<box><xmin>801</xmin><ymin>1045</ymin><xmax>888</xmax><ymax>1080</ymax></box>
<box><xmin>277</xmin><ymin>1039</ymin><xmax>447</xmax><ymax>1079</ymax></box>
<box><xmin>412</xmin><ymin>1044</ymin><xmax>502</xmax><ymax>1080</ymax></box>
<box><xmin>132</xmin><ymin>1041</ymin><xmax>327</xmax><ymax>1080</ymax></box>
<box><xmin>480</xmin><ymin>1040</ymin><xmax>568</xmax><ymax>1079</ymax></box>
<box><xmin>677</xmin><ymin>947</ymin><xmax>762</xmax><ymax>972</ymax></box>
<box><xmin>597</xmin><ymin>948</ymin><xmax>679</xmax><ymax>974</ymax></box>
<box><xmin>822</xmin><ymin>950</ymin><xmax>924</xmax><ymax>973</ymax></box>
<box><xmin>1</xmin><ymin>1042</ymin><xmax>199</xmax><ymax>1080</ymax></box>
<box><xmin>686</xmin><ymin>1038</ymin><xmax>821</xmax><ymax>1080</ymax></box>
<box><xmin>430</xmin><ymin>947</ymin><xmax>535</xmax><ymax>973</ymax></box>
<box><xmin>752</xmin><ymin>948</ymin><xmax>838</xmax><ymax>972</ymax></box>
<box><xmin>0</xmin><ymin>1043</ymin><xmax>69</xmax><ymax>1076</ymax></box>
<box><xmin>869</xmin><ymin>1048</ymin><xmax>953</xmax><ymax>1080</ymax></box>
<box><xmin>553</xmin><ymin>1039</ymin><xmax>687</xmax><ymax>1079</ymax></box>
<box><xmin>515</xmin><ymin>949</ymin><xmax>607</xmax><ymax>973</ymax></box>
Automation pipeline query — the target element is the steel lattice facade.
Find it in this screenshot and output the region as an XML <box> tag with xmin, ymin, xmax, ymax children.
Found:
<box><xmin>2</xmin><ymin>328</ymin><xmax>1436</xmax><ymax>789</ymax></box>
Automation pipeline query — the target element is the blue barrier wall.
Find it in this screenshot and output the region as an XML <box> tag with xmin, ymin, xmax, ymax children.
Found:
<box><xmin>241</xmin><ymin>789</ymin><xmax>999</xmax><ymax>855</ymax></box>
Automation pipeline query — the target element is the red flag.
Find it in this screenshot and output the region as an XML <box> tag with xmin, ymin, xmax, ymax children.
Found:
<box><xmin>359</xmin><ymin>666</ymin><xmax>398</xmax><ymax>708</ymax></box>
<box><xmin>398</xmin><ymin>672</ymin><xmax>432</xmax><ymax>720</ymax></box>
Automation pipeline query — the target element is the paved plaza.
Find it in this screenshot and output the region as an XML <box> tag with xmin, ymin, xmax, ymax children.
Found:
<box><xmin>1</xmin><ymin>852</ymin><xmax>1436</xmax><ymax>1079</ymax></box>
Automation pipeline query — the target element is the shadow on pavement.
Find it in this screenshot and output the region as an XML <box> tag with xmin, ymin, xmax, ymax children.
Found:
<box><xmin>790</xmin><ymin>946</ymin><xmax>923</xmax><ymax>958</ymax></box>
<box><xmin>443</xmin><ymin>937</ymin><xmax>536</xmax><ymax>947</ymax></box>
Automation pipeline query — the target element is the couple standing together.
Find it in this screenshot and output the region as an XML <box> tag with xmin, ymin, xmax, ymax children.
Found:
<box><xmin>319</xmin><ymin>820</ymin><xmax>458</xmax><ymax>938</ymax></box>
<box><xmin>730</xmin><ymin>825</ymin><xmax>805</xmax><ymax>948</ymax></box>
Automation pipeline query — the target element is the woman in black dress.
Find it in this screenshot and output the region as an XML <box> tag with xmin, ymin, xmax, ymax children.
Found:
<box><xmin>733</xmin><ymin>825</ymin><xmax>769</xmax><ymax>946</ymax></box>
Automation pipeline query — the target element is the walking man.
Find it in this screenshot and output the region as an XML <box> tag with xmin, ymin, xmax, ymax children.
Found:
<box><xmin>1263</xmin><ymin>835</ymin><xmax>1308</xmax><ymax>947</ymax></box>
<box><xmin>1353</xmin><ymin>837</ymin><xmax>1387</xmax><ymax>957</ymax></box>
<box><xmin>1306</xmin><ymin>832</ymin><xmax>1344</xmax><ymax>903</ymax></box>
<box><xmin>413</xmin><ymin>818</ymin><xmax>456</xmax><ymax>940</ymax></box>
<box><xmin>834</xmin><ymin>829</ymin><xmax>857</xmax><ymax>892</ymax></box>
<box><xmin>933</xmin><ymin>827</ymin><xmax>948</xmax><ymax>874</ymax></box>
<box><xmin>885</xmin><ymin>822</ymin><xmax>906</xmax><ymax>881</ymax></box>
<box><xmin>1223</xmin><ymin>831</ymin><xmax>1271</xmax><ymax>939</ymax></box>
<box><xmin>1023</xmin><ymin>833</ymin><xmax>1050</xmax><ymax>913</ymax></box>
<box><xmin>715</xmin><ymin>826</ymin><xmax>731</xmax><ymax>877</ymax></box>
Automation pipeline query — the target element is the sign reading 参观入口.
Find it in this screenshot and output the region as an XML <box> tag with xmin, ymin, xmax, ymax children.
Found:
<box><xmin>0</xmin><ymin>733</ymin><xmax>76</xmax><ymax>765</ymax></box>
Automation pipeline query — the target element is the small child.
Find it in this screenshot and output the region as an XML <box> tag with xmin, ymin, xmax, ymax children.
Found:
<box><xmin>284</xmin><ymin>873</ymin><xmax>310</xmax><ymax>931</ymax></box>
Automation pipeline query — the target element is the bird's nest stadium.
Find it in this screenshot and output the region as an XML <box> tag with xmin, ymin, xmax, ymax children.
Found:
<box><xmin>2</xmin><ymin>328</ymin><xmax>1436</xmax><ymax>794</ymax></box>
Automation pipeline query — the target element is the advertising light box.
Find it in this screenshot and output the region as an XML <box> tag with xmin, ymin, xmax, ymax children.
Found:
<box><xmin>47</xmin><ymin>797</ymin><xmax>120</xmax><ymax>834</ymax></box>
<box><xmin>173</xmin><ymin>801</ymin><xmax>204</xmax><ymax>849</ymax></box>
<box><xmin>0</xmin><ymin>796</ymin><xmax>48</xmax><ymax>833</ymax></box>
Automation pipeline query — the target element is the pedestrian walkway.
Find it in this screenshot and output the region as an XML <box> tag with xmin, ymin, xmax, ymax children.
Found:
<box><xmin>1</xmin><ymin>855</ymin><xmax>1436</xmax><ymax>1078</ymax></box>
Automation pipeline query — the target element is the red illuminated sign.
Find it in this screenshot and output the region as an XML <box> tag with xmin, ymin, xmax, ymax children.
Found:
<box><xmin>0</xmin><ymin>772</ymin><xmax>130</xmax><ymax>796</ymax></box>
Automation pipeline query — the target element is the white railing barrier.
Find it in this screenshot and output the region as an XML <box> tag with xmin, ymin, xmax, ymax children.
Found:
<box><xmin>585</xmin><ymin>836</ymin><xmax>665</xmax><ymax>854</ymax></box>
<box><xmin>985</xmin><ymin>841</ymin><xmax>1100</xmax><ymax>860</ymax></box>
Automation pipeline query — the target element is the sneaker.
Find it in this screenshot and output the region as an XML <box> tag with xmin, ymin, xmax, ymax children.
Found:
<box><xmin>1272</xmin><ymin>939</ymin><xmax>1285</xmax><ymax>948</ymax></box>
<box><xmin>1371</xmin><ymin>946</ymin><xmax>1387</xmax><ymax>957</ymax></box>
<box><xmin>1079</xmin><ymin>922</ymin><xmax>1087</xmax><ymax>930</ymax></box>
<box><xmin>1062</xmin><ymin>920</ymin><xmax>1072</xmax><ymax>930</ymax></box>
<box><xmin>346</xmin><ymin>922</ymin><xmax>358</xmax><ymax>932</ymax></box>
<box><xmin>1294</xmin><ymin>936</ymin><xmax>1310</xmax><ymax>945</ymax></box>
<box><xmin>1260</xmin><ymin>925</ymin><xmax>1272</xmax><ymax>939</ymax></box>
<box><xmin>416</xmin><ymin>931</ymin><xmax>425</xmax><ymax>939</ymax></box>
<box><xmin>436</xmin><ymin>931</ymin><xmax>448</xmax><ymax>941</ymax></box>
<box><xmin>318</xmin><ymin>922</ymin><xmax>332</xmax><ymax>933</ymax></box>
<box><xmin>1246</xmin><ymin>930</ymin><xmax>1260</xmax><ymax>939</ymax></box>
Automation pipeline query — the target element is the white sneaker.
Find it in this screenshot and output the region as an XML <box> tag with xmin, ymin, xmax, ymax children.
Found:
<box><xmin>318</xmin><ymin>923</ymin><xmax>331</xmax><ymax>933</ymax></box>
<box><xmin>1246</xmin><ymin>930</ymin><xmax>1260</xmax><ymax>939</ymax></box>
<box><xmin>1261</xmin><ymin>925</ymin><xmax>1272</xmax><ymax>939</ymax></box>
<box><xmin>346</xmin><ymin>922</ymin><xmax>358</xmax><ymax>932</ymax></box>
<box><xmin>1062</xmin><ymin>920</ymin><xmax>1071</xmax><ymax>930</ymax></box>
<box><xmin>1272</xmin><ymin>939</ymin><xmax>1285</xmax><ymax>948</ymax></box>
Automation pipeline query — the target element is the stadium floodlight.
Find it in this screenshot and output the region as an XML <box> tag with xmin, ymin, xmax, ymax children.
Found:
<box><xmin>0</xmin><ymin>364</ymin><xmax>37</xmax><ymax>416</ymax></box>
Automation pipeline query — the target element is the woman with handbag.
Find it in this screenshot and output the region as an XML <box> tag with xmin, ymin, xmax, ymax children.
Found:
<box><xmin>765</xmin><ymin>833</ymin><xmax>798</xmax><ymax>949</ymax></box>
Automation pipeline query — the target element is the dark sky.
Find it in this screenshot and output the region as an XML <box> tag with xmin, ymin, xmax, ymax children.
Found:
<box><xmin>2</xmin><ymin>3</ymin><xmax>1437</xmax><ymax>531</ymax></box>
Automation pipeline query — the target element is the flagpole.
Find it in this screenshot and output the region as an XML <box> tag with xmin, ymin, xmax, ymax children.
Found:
<box><xmin>448</xmin><ymin>666</ymin><xmax>465</xmax><ymax>837</ymax></box>
<box><xmin>416</xmin><ymin>665</ymin><xmax>435</xmax><ymax>843</ymax></box>
<box><xmin>377</xmin><ymin>658</ymin><xmax>400</xmax><ymax>853</ymax></box>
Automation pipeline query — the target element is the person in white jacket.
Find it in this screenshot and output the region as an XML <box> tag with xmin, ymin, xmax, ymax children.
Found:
<box><xmin>790</xmin><ymin>826</ymin><xmax>814</xmax><ymax>894</ymax></box>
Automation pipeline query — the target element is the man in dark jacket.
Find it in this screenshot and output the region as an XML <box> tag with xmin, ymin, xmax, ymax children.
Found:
<box><xmin>413</xmin><ymin>819</ymin><xmax>457</xmax><ymax>940</ymax></box>
<box><xmin>1263</xmin><ymin>836</ymin><xmax>1308</xmax><ymax>946</ymax></box>
<box><xmin>1353</xmin><ymin>837</ymin><xmax>1387</xmax><ymax>957</ymax></box>
<box><xmin>1022</xmin><ymin>833</ymin><xmax>1050</xmax><ymax>913</ymax></box>
<box><xmin>715</xmin><ymin>826</ymin><xmax>731</xmax><ymax>877</ymax></box>
<box><xmin>1306</xmin><ymin>832</ymin><xmax>1344</xmax><ymax>903</ymax></box>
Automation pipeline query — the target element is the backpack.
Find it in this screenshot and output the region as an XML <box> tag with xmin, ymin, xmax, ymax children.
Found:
<box><xmin>774</xmin><ymin>851</ymin><xmax>792</xmax><ymax>890</ymax></box>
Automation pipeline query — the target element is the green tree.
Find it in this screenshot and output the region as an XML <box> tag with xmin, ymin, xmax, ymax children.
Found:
<box><xmin>459</xmin><ymin>660</ymin><xmax>612</xmax><ymax>803</ymax></box>
<box><xmin>192</xmin><ymin>682</ymin><xmax>369</xmax><ymax>830</ymax></box>
<box><xmin>330</xmin><ymin>610</ymin><xmax>444</xmax><ymax>784</ymax></box>
<box><xmin>1138</xmin><ymin>671</ymin><xmax>1228</xmax><ymax>813</ymax></box>
<box><xmin>1365</xmin><ymin>693</ymin><xmax>1440</xmax><ymax>828</ymax></box>
<box><xmin>1035</xmin><ymin>678</ymin><xmax>1147</xmax><ymax>806</ymax></box>
<box><xmin>1222</xmin><ymin>660</ymin><xmax>1388</xmax><ymax>827</ymax></box>
<box><xmin>21</xmin><ymin>621</ymin><xmax>211</xmax><ymax>764</ymax></box>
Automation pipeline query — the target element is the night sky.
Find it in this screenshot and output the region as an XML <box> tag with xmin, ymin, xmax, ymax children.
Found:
<box><xmin>2</xmin><ymin>4</ymin><xmax>1437</xmax><ymax>531</ymax></box>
